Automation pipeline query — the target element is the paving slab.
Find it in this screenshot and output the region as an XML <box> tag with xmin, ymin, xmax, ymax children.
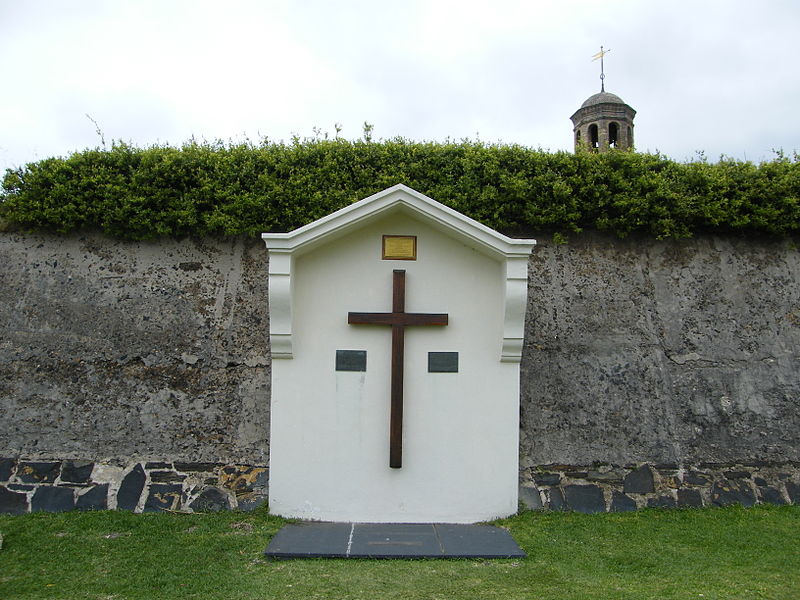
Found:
<box><xmin>264</xmin><ymin>522</ymin><xmax>526</xmax><ymax>559</ymax></box>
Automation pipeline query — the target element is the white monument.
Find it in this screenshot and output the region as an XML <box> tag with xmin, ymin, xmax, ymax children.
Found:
<box><xmin>262</xmin><ymin>184</ymin><xmax>535</xmax><ymax>523</ymax></box>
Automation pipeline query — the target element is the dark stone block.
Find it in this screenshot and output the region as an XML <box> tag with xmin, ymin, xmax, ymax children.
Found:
<box><xmin>684</xmin><ymin>471</ymin><xmax>711</xmax><ymax>486</ymax></box>
<box><xmin>564</xmin><ymin>484</ymin><xmax>606</xmax><ymax>514</ymax></box>
<box><xmin>76</xmin><ymin>484</ymin><xmax>109</xmax><ymax>511</ymax></box>
<box><xmin>143</xmin><ymin>484</ymin><xmax>183</xmax><ymax>512</ymax></box>
<box><xmin>117</xmin><ymin>464</ymin><xmax>146</xmax><ymax>510</ymax></box>
<box><xmin>175</xmin><ymin>462</ymin><xmax>219</xmax><ymax>472</ymax></box>
<box><xmin>677</xmin><ymin>489</ymin><xmax>703</xmax><ymax>508</ymax></box>
<box><xmin>548</xmin><ymin>487</ymin><xmax>566</xmax><ymax>511</ymax></box>
<box><xmin>61</xmin><ymin>461</ymin><xmax>94</xmax><ymax>484</ymax></box>
<box><xmin>754</xmin><ymin>477</ymin><xmax>768</xmax><ymax>486</ymax></box>
<box><xmin>533</xmin><ymin>472</ymin><xmax>561</xmax><ymax>486</ymax></box>
<box><xmin>519</xmin><ymin>485</ymin><xmax>542</xmax><ymax>510</ymax></box>
<box><xmin>786</xmin><ymin>482</ymin><xmax>800</xmax><ymax>504</ymax></box>
<box><xmin>724</xmin><ymin>471</ymin><xmax>751</xmax><ymax>480</ymax></box>
<box><xmin>712</xmin><ymin>481</ymin><xmax>757</xmax><ymax>507</ymax></box>
<box><xmin>150</xmin><ymin>471</ymin><xmax>186</xmax><ymax>483</ymax></box>
<box><xmin>647</xmin><ymin>495</ymin><xmax>677</xmax><ymax>509</ymax></box>
<box><xmin>654</xmin><ymin>463</ymin><xmax>679</xmax><ymax>471</ymax></box>
<box><xmin>564</xmin><ymin>471</ymin><xmax>589</xmax><ymax>479</ymax></box>
<box><xmin>587</xmin><ymin>470</ymin><xmax>623</xmax><ymax>484</ymax></box>
<box><xmin>0</xmin><ymin>458</ymin><xmax>15</xmax><ymax>482</ymax></box>
<box><xmin>237</xmin><ymin>494</ymin><xmax>267</xmax><ymax>511</ymax></box>
<box><xmin>0</xmin><ymin>486</ymin><xmax>28</xmax><ymax>515</ymax></box>
<box><xmin>220</xmin><ymin>466</ymin><xmax>268</xmax><ymax>493</ymax></box>
<box><xmin>252</xmin><ymin>469</ymin><xmax>269</xmax><ymax>493</ymax></box>
<box><xmin>610</xmin><ymin>491</ymin><xmax>637</xmax><ymax>512</ymax></box>
<box><xmin>17</xmin><ymin>461</ymin><xmax>61</xmax><ymax>484</ymax></box>
<box><xmin>427</xmin><ymin>352</ymin><xmax>458</xmax><ymax>373</ymax></box>
<box><xmin>31</xmin><ymin>486</ymin><xmax>75</xmax><ymax>512</ymax></box>
<box><xmin>8</xmin><ymin>484</ymin><xmax>34</xmax><ymax>491</ymax></box>
<box><xmin>336</xmin><ymin>350</ymin><xmax>367</xmax><ymax>372</ymax></box>
<box><xmin>189</xmin><ymin>488</ymin><xmax>231</xmax><ymax>512</ymax></box>
<box><xmin>145</xmin><ymin>462</ymin><xmax>173</xmax><ymax>470</ymax></box>
<box><xmin>758</xmin><ymin>487</ymin><xmax>786</xmax><ymax>505</ymax></box>
<box><xmin>624</xmin><ymin>465</ymin><xmax>655</xmax><ymax>494</ymax></box>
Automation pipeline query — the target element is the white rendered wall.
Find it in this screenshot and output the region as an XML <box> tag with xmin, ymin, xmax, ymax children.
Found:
<box><xmin>268</xmin><ymin>212</ymin><xmax>520</xmax><ymax>523</ymax></box>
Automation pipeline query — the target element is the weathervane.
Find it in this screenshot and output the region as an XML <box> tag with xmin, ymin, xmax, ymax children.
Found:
<box><xmin>592</xmin><ymin>46</ymin><xmax>611</xmax><ymax>92</ymax></box>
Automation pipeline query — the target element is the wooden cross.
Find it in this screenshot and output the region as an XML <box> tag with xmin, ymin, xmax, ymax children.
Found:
<box><xmin>348</xmin><ymin>269</ymin><xmax>448</xmax><ymax>468</ymax></box>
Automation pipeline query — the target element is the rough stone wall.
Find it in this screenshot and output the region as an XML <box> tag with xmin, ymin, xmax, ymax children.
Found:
<box><xmin>0</xmin><ymin>233</ymin><xmax>270</xmax><ymax>466</ymax></box>
<box><xmin>2</xmin><ymin>230</ymin><xmax>799</xmax><ymax>514</ymax></box>
<box><xmin>520</xmin><ymin>232</ymin><xmax>800</xmax><ymax>468</ymax></box>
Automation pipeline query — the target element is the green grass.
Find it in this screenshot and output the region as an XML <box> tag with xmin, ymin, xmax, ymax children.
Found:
<box><xmin>1</xmin><ymin>505</ymin><xmax>798</xmax><ymax>599</ymax></box>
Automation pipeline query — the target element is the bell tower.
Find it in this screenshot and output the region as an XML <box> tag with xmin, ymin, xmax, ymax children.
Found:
<box><xmin>570</xmin><ymin>47</ymin><xmax>636</xmax><ymax>152</ymax></box>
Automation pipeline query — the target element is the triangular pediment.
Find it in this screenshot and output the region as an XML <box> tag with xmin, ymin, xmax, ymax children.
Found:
<box><xmin>262</xmin><ymin>184</ymin><xmax>535</xmax><ymax>260</ymax></box>
<box><xmin>262</xmin><ymin>184</ymin><xmax>535</xmax><ymax>362</ymax></box>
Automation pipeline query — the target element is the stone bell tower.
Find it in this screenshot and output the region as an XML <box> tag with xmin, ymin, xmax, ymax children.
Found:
<box><xmin>570</xmin><ymin>47</ymin><xmax>636</xmax><ymax>152</ymax></box>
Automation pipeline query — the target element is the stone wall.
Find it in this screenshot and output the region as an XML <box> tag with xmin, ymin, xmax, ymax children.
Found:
<box><xmin>517</xmin><ymin>232</ymin><xmax>800</xmax><ymax>511</ymax></box>
<box><xmin>519</xmin><ymin>233</ymin><xmax>800</xmax><ymax>467</ymax></box>
<box><xmin>1</xmin><ymin>231</ymin><xmax>799</xmax><ymax>514</ymax></box>
<box><xmin>0</xmin><ymin>458</ymin><xmax>268</xmax><ymax>514</ymax></box>
<box><xmin>0</xmin><ymin>233</ymin><xmax>270</xmax><ymax>465</ymax></box>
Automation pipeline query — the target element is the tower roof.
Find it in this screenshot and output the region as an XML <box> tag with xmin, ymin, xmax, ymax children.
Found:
<box><xmin>580</xmin><ymin>91</ymin><xmax>626</xmax><ymax>108</ymax></box>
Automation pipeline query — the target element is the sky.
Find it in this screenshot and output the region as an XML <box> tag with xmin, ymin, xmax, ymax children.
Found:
<box><xmin>1</xmin><ymin>0</ymin><xmax>798</xmax><ymax>173</ymax></box>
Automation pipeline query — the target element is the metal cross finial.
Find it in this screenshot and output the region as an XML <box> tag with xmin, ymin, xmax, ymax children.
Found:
<box><xmin>592</xmin><ymin>46</ymin><xmax>611</xmax><ymax>92</ymax></box>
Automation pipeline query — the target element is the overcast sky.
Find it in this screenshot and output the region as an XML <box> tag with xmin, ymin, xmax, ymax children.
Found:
<box><xmin>1</xmin><ymin>0</ymin><xmax>798</xmax><ymax>173</ymax></box>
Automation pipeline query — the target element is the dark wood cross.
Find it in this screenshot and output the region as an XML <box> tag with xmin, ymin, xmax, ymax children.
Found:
<box><xmin>348</xmin><ymin>269</ymin><xmax>448</xmax><ymax>468</ymax></box>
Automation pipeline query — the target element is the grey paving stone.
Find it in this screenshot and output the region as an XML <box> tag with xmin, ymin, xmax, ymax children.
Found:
<box><xmin>349</xmin><ymin>524</ymin><xmax>441</xmax><ymax>558</ymax></box>
<box><xmin>435</xmin><ymin>524</ymin><xmax>526</xmax><ymax>559</ymax></box>
<box><xmin>264</xmin><ymin>522</ymin><xmax>526</xmax><ymax>559</ymax></box>
<box><xmin>265</xmin><ymin>522</ymin><xmax>352</xmax><ymax>558</ymax></box>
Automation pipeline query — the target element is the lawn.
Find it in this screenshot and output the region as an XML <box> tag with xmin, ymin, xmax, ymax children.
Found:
<box><xmin>1</xmin><ymin>505</ymin><xmax>798</xmax><ymax>600</ymax></box>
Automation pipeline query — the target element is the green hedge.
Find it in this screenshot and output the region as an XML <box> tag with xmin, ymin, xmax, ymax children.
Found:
<box><xmin>1</xmin><ymin>139</ymin><xmax>798</xmax><ymax>240</ymax></box>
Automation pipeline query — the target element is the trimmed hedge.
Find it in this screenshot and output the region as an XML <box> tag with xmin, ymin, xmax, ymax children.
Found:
<box><xmin>1</xmin><ymin>139</ymin><xmax>798</xmax><ymax>240</ymax></box>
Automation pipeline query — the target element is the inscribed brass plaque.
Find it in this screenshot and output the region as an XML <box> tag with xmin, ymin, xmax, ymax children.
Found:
<box><xmin>382</xmin><ymin>235</ymin><xmax>417</xmax><ymax>260</ymax></box>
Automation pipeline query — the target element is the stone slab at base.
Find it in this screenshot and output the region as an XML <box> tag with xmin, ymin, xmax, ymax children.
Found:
<box><xmin>264</xmin><ymin>522</ymin><xmax>526</xmax><ymax>559</ymax></box>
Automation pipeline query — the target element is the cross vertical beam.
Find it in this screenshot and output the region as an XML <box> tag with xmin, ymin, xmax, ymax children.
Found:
<box><xmin>390</xmin><ymin>270</ymin><xmax>406</xmax><ymax>469</ymax></box>
<box><xmin>348</xmin><ymin>270</ymin><xmax>448</xmax><ymax>468</ymax></box>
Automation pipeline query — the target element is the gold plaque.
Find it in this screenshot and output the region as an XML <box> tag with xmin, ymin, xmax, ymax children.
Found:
<box><xmin>382</xmin><ymin>235</ymin><xmax>417</xmax><ymax>260</ymax></box>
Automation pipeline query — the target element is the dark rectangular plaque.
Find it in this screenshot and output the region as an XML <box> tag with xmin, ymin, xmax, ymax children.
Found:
<box><xmin>336</xmin><ymin>350</ymin><xmax>367</xmax><ymax>372</ymax></box>
<box><xmin>428</xmin><ymin>352</ymin><xmax>458</xmax><ymax>373</ymax></box>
